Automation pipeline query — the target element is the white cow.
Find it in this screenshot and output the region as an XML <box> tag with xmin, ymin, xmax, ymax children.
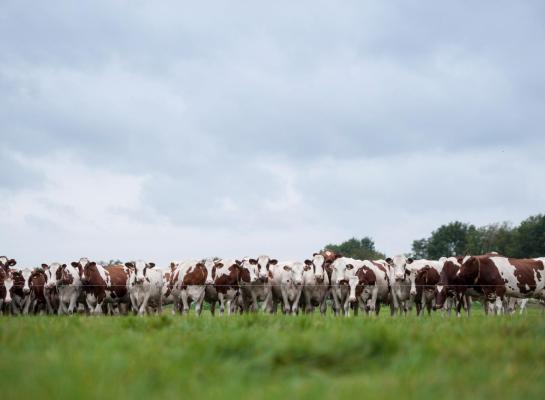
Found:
<box><xmin>126</xmin><ymin>260</ymin><xmax>163</xmax><ymax>315</ymax></box>
<box><xmin>331</xmin><ymin>257</ymin><xmax>361</xmax><ymax>317</ymax></box>
<box><xmin>270</xmin><ymin>261</ymin><xmax>305</xmax><ymax>314</ymax></box>
<box><xmin>386</xmin><ymin>255</ymin><xmax>418</xmax><ymax>315</ymax></box>
<box><xmin>302</xmin><ymin>254</ymin><xmax>330</xmax><ymax>314</ymax></box>
<box><xmin>0</xmin><ymin>269</ymin><xmax>14</xmax><ymax>314</ymax></box>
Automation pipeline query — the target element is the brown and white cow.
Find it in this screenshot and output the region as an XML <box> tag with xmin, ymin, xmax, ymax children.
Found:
<box><xmin>347</xmin><ymin>259</ymin><xmax>391</xmax><ymax>315</ymax></box>
<box><xmin>270</xmin><ymin>261</ymin><xmax>305</xmax><ymax>315</ymax></box>
<box><xmin>386</xmin><ymin>255</ymin><xmax>418</xmax><ymax>315</ymax></box>
<box><xmin>456</xmin><ymin>255</ymin><xmax>545</xmax><ymax>315</ymax></box>
<box><xmin>42</xmin><ymin>263</ymin><xmax>63</xmax><ymax>314</ymax></box>
<box><xmin>28</xmin><ymin>268</ymin><xmax>48</xmax><ymax>314</ymax></box>
<box><xmin>301</xmin><ymin>254</ymin><xmax>330</xmax><ymax>314</ymax></box>
<box><xmin>76</xmin><ymin>258</ymin><xmax>130</xmax><ymax>315</ymax></box>
<box><xmin>10</xmin><ymin>267</ymin><xmax>33</xmax><ymax>315</ymax></box>
<box><xmin>434</xmin><ymin>256</ymin><xmax>471</xmax><ymax>316</ymax></box>
<box><xmin>209</xmin><ymin>259</ymin><xmax>241</xmax><ymax>315</ymax></box>
<box><xmin>169</xmin><ymin>260</ymin><xmax>209</xmax><ymax>315</ymax></box>
<box><xmin>55</xmin><ymin>263</ymin><xmax>83</xmax><ymax>314</ymax></box>
<box><xmin>0</xmin><ymin>264</ymin><xmax>15</xmax><ymax>314</ymax></box>
<box><xmin>235</xmin><ymin>257</ymin><xmax>262</xmax><ymax>313</ymax></box>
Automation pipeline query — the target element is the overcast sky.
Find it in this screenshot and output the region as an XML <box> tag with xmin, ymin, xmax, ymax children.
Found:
<box><xmin>1</xmin><ymin>1</ymin><xmax>545</xmax><ymax>266</ymax></box>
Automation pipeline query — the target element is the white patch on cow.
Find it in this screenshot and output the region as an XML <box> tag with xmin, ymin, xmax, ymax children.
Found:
<box><xmin>490</xmin><ymin>256</ymin><xmax>527</xmax><ymax>297</ymax></box>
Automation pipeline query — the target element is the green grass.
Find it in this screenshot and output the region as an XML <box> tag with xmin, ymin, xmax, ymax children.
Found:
<box><xmin>1</xmin><ymin>310</ymin><xmax>545</xmax><ymax>400</ymax></box>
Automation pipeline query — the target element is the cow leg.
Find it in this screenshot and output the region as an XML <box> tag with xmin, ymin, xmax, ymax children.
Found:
<box><xmin>292</xmin><ymin>289</ymin><xmax>302</xmax><ymax>315</ymax></box>
<box><xmin>67</xmin><ymin>292</ymin><xmax>78</xmax><ymax>315</ymax></box>
<box><xmin>210</xmin><ymin>301</ymin><xmax>216</xmax><ymax>316</ymax></box>
<box><xmin>138</xmin><ymin>292</ymin><xmax>151</xmax><ymax>316</ymax></box>
<box><xmin>218</xmin><ymin>292</ymin><xmax>225</xmax><ymax>315</ymax></box>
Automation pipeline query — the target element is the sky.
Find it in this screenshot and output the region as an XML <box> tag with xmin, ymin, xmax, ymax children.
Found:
<box><xmin>1</xmin><ymin>1</ymin><xmax>545</xmax><ymax>266</ymax></box>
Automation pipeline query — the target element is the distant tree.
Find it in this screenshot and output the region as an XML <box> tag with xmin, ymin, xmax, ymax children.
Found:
<box><xmin>411</xmin><ymin>238</ymin><xmax>429</xmax><ymax>259</ymax></box>
<box><xmin>324</xmin><ymin>237</ymin><xmax>385</xmax><ymax>260</ymax></box>
<box><xmin>512</xmin><ymin>214</ymin><xmax>545</xmax><ymax>258</ymax></box>
<box><xmin>423</xmin><ymin>221</ymin><xmax>476</xmax><ymax>259</ymax></box>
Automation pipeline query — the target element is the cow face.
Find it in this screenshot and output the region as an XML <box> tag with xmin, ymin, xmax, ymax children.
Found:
<box><xmin>240</xmin><ymin>258</ymin><xmax>258</xmax><ymax>284</ymax></box>
<box><xmin>435</xmin><ymin>258</ymin><xmax>460</xmax><ymax>310</ymax></box>
<box><xmin>386</xmin><ymin>255</ymin><xmax>413</xmax><ymax>281</ymax></box>
<box><xmin>0</xmin><ymin>257</ymin><xmax>16</xmax><ymax>273</ymax></box>
<box><xmin>456</xmin><ymin>256</ymin><xmax>480</xmax><ymax>284</ymax></box>
<box><xmin>203</xmin><ymin>259</ymin><xmax>216</xmax><ymax>285</ymax></box>
<box><xmin>57</xmin><ymin>264</ymin><xmax>75</xmax><ymax>286</ymax></box>
<box><xmin>283</xmin><ymin>262</ymin><xmax>304</xmax><ymax>286</ymax></box>
<box><xmin>255</xmin><ymin>255</ymin><xmax>277</xmax><ymax>281</ymax></box>
<box><xmin>333</xmin><ymin>259</ymin><xmax>353</xmax><ymax>285</ymax></box>
<box><xmin>2</xmin><ymin>272</ymin><xmax>14</xmax><ymax>304</ymax></box>
<box><xmin>80</xmin><ymin>261</ymin><xmax>98</xmax><ymax>284</ymax></box>
<box><xmin>126</xmin><ymin>260</ymin><xmax>155</xmax><ymax>285</ymax></box>
<box><xmin>305</xmin><ymin>254</ymin><xmax>326</xmax><ymax>282</ymax></box>
<box><xmin>45</xmin><ymin>263</ymin><xmax>64</xmax><ymax>288</ymax></box>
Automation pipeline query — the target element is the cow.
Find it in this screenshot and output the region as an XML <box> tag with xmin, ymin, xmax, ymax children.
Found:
<box><xmin>55</xmin><ymin>263</ymin><xmax>83</xmax><ymax>315</ymax></box>
<box><xmin>331</xmin><ymin>257</ymin><xmax>361</xmax><ymax>316</ymax></box>
<box><xmin>10</xmin><ymin>267</ymin><xmax>33</xmax><ymax>315</ymax></box>
<box><xmin>126</xmin><ymin>260</ymin><xmax>163</xmax><ymax>315</ymax></box>
<box><xmin>406</xmin><ymin>259</ymin><xmax>443</xmax><ymax>316</ymax></box>
<box><xmin>270</xmin><ymin>261</ymin><xmax>305</xmax><ymax>314</ymax></box>
<box><xmin>386</xmin><ymin>255</ymin><xmax>418</xmax><ymax>315</ymax></box>
<box><xmin>235</xmin><ymin>257</ymin><xmax>263</xmax><ymax>313</ymax></box>
<box><xmin>347</xmin><ymin>260</ymin><xmax>391</xmax><ymax>316</ymax></box>
<box><xmin>236</xmin><ymin>256</ymin><xmax>275</xmax><ymax>313</ymax></box>
<box><xmin>161</xmin><ymin>268</ymin><xmax>174</xmax><ymax>307</ymax></box>
<box><xmin>212</xmin><ymin>259</ymin><xmax>241</xmax><ymax>315</ymax></box>
<box><xmin>434</xmin><ymin>257</ymin><xmax>471</xmax><ymax>316</ymax></box>
<box><xmin>169</xmin><ymin>260</ymin><xmax>210</xmax><ymax>315</ymax></box>
<box><xmin>42</xmin><ymin>263</ymin><xmax>63</xmax><ymax>314</ymax></box>
<box><xmin>0</xmin><ymin>267</ymin><xmax>14</xmax><ymax>314</ymax></box>
<box><xmin>28</xmin><ymin>268</ymin><xmax>48</xmax><ymax>314</ymax></box>
<box><xmin>301</xmin><ymin>254</ymin><xmax>330</xmax><ymax>314</ymax></box>
<box><xmin>76</xmin><ymin>258</ymin><xmax>130</xmax><ymax>315</ymax></box>
<box><xmin>456</xmin><ymin>255</ymin><xmax>545</xmax><ymax>315</ymax></box>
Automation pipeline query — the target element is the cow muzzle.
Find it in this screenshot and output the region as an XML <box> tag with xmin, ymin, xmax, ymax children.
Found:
<box><xmin>348</xmin><ymin>295</ymin><xmax>357</xmax><ymax>303</ymax></box>
<box><xmin>337</xmin><ymin>280</ymin><xmax>348</xmax><ymax>286</ymax></box>
<box><xmin>23</xmin><ymin>288</ymin><xmax>30</xmax><ymax>295</ymax></box>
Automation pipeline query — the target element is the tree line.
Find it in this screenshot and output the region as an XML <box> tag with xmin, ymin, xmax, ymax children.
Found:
<box><xmin>324</xmin><ymin>214</ymin><xmax>545</xmax><ymax>260</ymax></box>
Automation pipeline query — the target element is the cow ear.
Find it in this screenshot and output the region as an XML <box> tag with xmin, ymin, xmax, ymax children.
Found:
<box><xmin>148</xmin><ymin>263</ymin><xmax>156</xmax><ymax>268</ymax></box>
<box><xmin>407</xmin><ymin>258</ymin><xmax>414</xmax><ymax>264</ymax></box>
<box><xmin>385</xmin><ymin>258</ymin><xmax>393</xmax><ymax>265</ymax></box>
<box><xmin>335</xmin><ymin>253</ymin><xmax>343</xmax><ymax>259</ymax></box>
<box><xmin>405</xmin><ymin>269</ymin><xmax>411</xmax><ymax>276</ymax></box>
<box><xmin>304</xmin><ymin>259</ymin><xmax>312</xmax><ymax>266</ymax></box>
<box><xmin>71</xmin><ymin>261</ymin><xmax>78</xmax><ymax>267</ymax></box>
<box><xmin>270</xmin><ymin>259</ymin><xmax>278</xmax><ymax>265</ymax></box>
<box><xmin>312</xmin><ymin>253</ymin><xmax>319</xmax><ymax>257</ymax></box>
<box><xmin>249</xmin><ymin>259</ymin><xmax>257</xmax><ymax>265</ymax></box>
<box><xmin>125</xmin><ymin>262</ymin><xmax>134</xmax><ymax>269</ymax></box>
<box><xmin>89</xmin><ymin>262</ymin><xmax>96</xmax><ymax>267</ymax></box>
<box><xmin>61</xmin><ymin>264</ymin><xmax>67</xmax><ymax>268</ymax></box>
<box><xmin>41</xmin><ymin>264</ymin><xmax>49</xmax><ymax>270</ymax></box>
<box><xmin>8</xmin><ymin>259</ymin><xmax>17</xmax><ymax>266</ymax></box>
<box><xmin>235</xmin><ymin>260</ymin><xmax>242</xmax><ymax>265</ymax></box>
<box><xmin>283</xmin><ymin>265</ymin><xmax>291</xmax><ymax>271</ymax></box>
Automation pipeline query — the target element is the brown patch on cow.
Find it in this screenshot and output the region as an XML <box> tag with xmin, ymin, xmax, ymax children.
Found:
<box><xmin>105</xmin><ymin>264</ymin><xmax>129</xmax><ymax>298</ymax></box>
<box><xmin>81</xmin><ymin>262</ymin><xmax>107</xmax><ymax>302</ymax></box>
<box><xmin>182</xmin><ymin>263</ymin><xmax>206</xmax><ymax>288</ymax></box>
<box><xmin>354</xmin><ymin>266</ymin><xmax>376</xmax><ymax>298</ymax></box>
<box><xmin>0</xmin><ymin>268</ymin><xmax>10</xmax><ymax>301</ymax></box>
<box><xmin>30</xmin><ymin>269</ymin><xmax>47</xmax><ymax>306</ymax></box>
<box><xmin>458</xmin><ymin>256</ymin><xmax>507</xmax><ymax>298</ymax></box>
<box><xmin>215</xmin><ymin>264</ymin><xmax>241</xmax><ymax>294</ymax></box>
<box><xmin>508</xmin><ymin>258</ymin><xmax>544</xmax><ymax>294</ymax></box>
<box><xmin>239</xmin><ymin>267</ymin><xmax>250</xmax><ymax>284</ymax></box>
<box><xmin>10</xmin><ymin>270</ymin><xmax>26</xmax><ymax>297</ymax></box>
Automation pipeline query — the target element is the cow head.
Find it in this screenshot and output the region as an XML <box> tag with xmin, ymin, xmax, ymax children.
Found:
<box><xmin>282</xmin><ymin>262</ymin><xmax>304</xmax><ymax>287</ymax></box>
<box><xmin>386</xmin><ymin>255</ymin><xmax>413</xmax><ymax>281</ymax></box>
<box><xmin>16</xmin><ymin>267</ymin><xmax>32</xmax><ymax>295</ymax></box>
<box><xmin>0</xmin><ymin>257</ymin><xmax>16</xmax><ymax>274</ymax></box>
<box><xmin>202</xmin><ymin>258</ymin><xmax>216</xmax><ymax>285</ymax></box>
<box><xmin>456</xmin><ymin>256</ymin><xmax>480</xmax><ymax>284</ymax></box>
<box><xmin>240</xmin><ymin>258</ymin><xmax>259</xmax><ymax>284</ymax></box>
<box><xmin>304</xmin><ymin>254</ymin><xmax>326</xmax><ymax>283</ymax></box>
<box><xmin>45</xmin><ymin>263</ymin><xmax>64</xmax><ymax>288</ymax></box>
<box><xmin>125</xmin><ymin>260</ymin><xmax>155</xmax><ymax>285</ymax></box>
<box><xmin>255</xmin><ymin>255</ymin><xmax>277</xmax><ymax>282</ymax></box>
<box><xmin>80</xmin><ymin>261</ymin><xmax>99</xmax><ymax>284</ymax></box>
<box><xmin>332</xmin><ymin>258</ymin><xmax>354</xmax><ymax>286</ymax></box>
<box><xmin>56</xmin><ymin>264</ymin><xmax>75</xmax><ymax>286</ymax></box>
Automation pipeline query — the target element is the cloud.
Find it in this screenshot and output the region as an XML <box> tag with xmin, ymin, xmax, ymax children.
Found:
<box><xmin>1</xmin><ymin>1</ymin><xmax>545</xmax><ymax>265</ymax></box>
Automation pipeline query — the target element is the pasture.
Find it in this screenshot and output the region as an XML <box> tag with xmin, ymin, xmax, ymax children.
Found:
<box><xmin>1</xmin><ymin>309</ymin><xmax>545</xmax><ymax>400</ymax></box>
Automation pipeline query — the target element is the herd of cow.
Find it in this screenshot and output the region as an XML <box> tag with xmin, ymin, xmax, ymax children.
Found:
<box><xmin>0</xmin><ymin>251</ymin><xmax>544</xmax><ymax>317</ymax></box>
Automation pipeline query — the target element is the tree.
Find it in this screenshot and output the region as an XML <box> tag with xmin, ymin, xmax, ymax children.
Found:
<box><xmin>512</xmin><ymin>214</ymin><xmax>545</xmax><ymax>258</ymax></box>
<box><xmin>324</xmin><ymin>237</ymin><xmax>385</xmax><ymax>260</ymax></box>
<box><xmin>411</xmin><ymin>238</ymin><xmax>429</xmax><ymax>259</ymax></box>
<box><xmin>421</xmin><ymin>221</ymin><xmax>476</xmax><ymax>259</ymax></box>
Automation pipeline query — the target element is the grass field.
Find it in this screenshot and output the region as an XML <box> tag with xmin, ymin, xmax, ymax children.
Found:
<box><xmin>1</xmin><ymin>309</ymin><xmax>545</xmax><ymax>400</ymax></box>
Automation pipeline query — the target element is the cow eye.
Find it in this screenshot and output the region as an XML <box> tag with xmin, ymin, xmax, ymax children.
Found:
<box><xmin>304</xmin><ymin>266</ymin><xmax>311</xmax><ymax>271</ymax></box>
<box><xmin>346</xmin><ymin>265</ymin><xmax>353</xmax><ymax>270</ymax></box>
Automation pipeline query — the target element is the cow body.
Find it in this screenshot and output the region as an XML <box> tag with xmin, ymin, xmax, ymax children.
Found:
<box><xmin>0</xmin><ymin>261</ymin><xmax>16</xmax><ymax>314</ymax></box>
<box><xmin>42</xmin><ymin>263</ymin><xmax>63</xmax><ymax>314</ymax></box>
<box><xmin>213</xmin><ymin>259</ymin><xmax>240</xmax><ymax>315</ymax></box>
<box><xmin>28</xmin><ymin>268</ymin><xmax>48</xmax><ymax>314</ymax></box>
<box><xmin>386</xmin><ymin>255</ymin><xmax>418</xmax><ymax>315</ymax></box>
<box><xmin>347</xmin><ymin>260</ymin><xmax>391</xmax><ymax>315</ymax></box>
<box><xmin>434</xmin><ymin>257</ymin><xmax>471</xmax><ymax>316</ymax></box>
<box><xmin>302</xmin><ymin>254</ymin><xmax>330</xmax><ymax>314</ymax></box>
<box><xmin>236</xmin><ymin>258</ymin><xmax>261</xmax><ymax>312</ymax></box>
<box><xmin>408</xmin><ymin>259</ymin><xmax>443</xmax><ymax>316</ymax></box>
<box><xmin>170</xmin><ymin>260</ymin><xmax>209</xmax><ymax>315</ymax></box>
<box><xmin>331</xmin><ymin>257</ymin><xmax>361</xmax><ymax>316</ymax></box>
<box><xmin>126</xmin><ymin>260</ymin><xmax>163</xmax><ymax>315</ymax></box>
